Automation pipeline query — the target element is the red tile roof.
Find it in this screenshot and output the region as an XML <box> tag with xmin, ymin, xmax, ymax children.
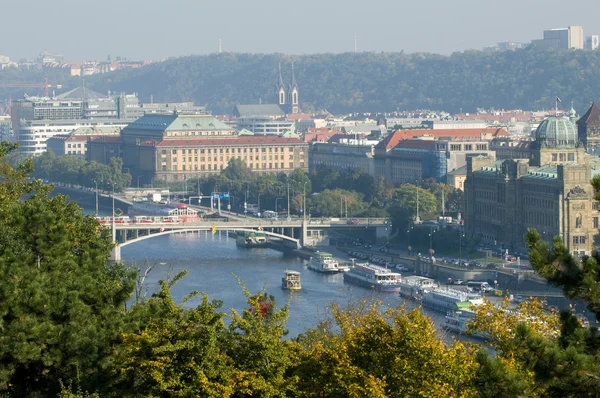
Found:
<box><xmin>155</xmin><ymin>136</ymin><xmax>305</xmax><ymax>147</ymax></box>
<box><xmin>284</xmin><ymin>113</ymin><xmax>313</xmax><ymax>120</ymax></box>
<box><xmin>375</xmin><ymin>128</ymin><xmax>509</xmax><ymax>150</ymax></box>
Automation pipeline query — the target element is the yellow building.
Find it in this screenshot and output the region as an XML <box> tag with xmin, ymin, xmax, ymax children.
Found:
<box><xmin>88</xmin><ymin>113</ymin><xmax>308</xmax><ymax>184</ymax></box>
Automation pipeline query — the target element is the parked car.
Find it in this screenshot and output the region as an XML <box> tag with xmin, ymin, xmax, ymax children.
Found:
<box><xmin>347</xmin><ymin>219</ymin><xmax>360</xmax><ymax>225</ymax></box>
<box><xmin>364</xmin><ymin>244</ymin><xmax>372</xmax><ymax>249</ymax></box>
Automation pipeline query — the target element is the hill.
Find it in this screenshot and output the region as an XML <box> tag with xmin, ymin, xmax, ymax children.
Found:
<box><xmin>4</xmin><ymin>47</ymin><xmax>600</xmax><ymax>115</ymax></box>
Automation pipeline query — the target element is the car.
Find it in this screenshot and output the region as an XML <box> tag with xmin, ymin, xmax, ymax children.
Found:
<box><xmin>486</xmin><ymin>263</ymin><xmax>499</xmax><ymax>269</ymax></box>
<box><xmin>364</xmin><ymin>244</ymin><xmax>372</xmax><ymax>249</ymax></box>
<box><xmin>513</xmin><ymin>295</ymin><xmax>526</xmax><ymax>304</ymax></box>
<box><xmin>347</xmin><ymin>220</ymin><xmax>360</xmax><ymax>225</ymax></box>
<box><xmin>507</xmin><ymin>255</ymin><xmax>517</xmax><ymax>261</ymax></box>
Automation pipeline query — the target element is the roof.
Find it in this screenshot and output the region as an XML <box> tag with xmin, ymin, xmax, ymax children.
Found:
<box><xmin>375</xmin><ymin>128</ymin><xmax>509</xmax><ymax>150</ymax></box>
<box><xmin>525</xmin><ymin>165</ymin><xmax>558</xmax><ymax>180</ymax></box>
<box><xmin>154</xmin><ymin>136</ymin><xmax>305</xmax><ymax>147</ymax></box>
<box><xmin>233</xmin><ymin>104</ymin><xmax>284</xmax><ymax>117</ymax></box>
<box><xmin>578</xmin><ymin>103</ymin><xmax>600</xmax><ymax>125</ymax></box>
<box><xmin>125</xmin><ymin>113</ymin><xmax>232</xmax><ymax>132</ymax></box>
<box><xmin>447</xmin><ymin>165</ymin><xmax>467</xmax><ymax>176</ymax></box>
<box><xmin>395</xmin><ymin>139</ymin><xmax>438</xmax><ymax>151</ymax></box>
<box><xmin>56</xmin><ymin>86</ymin><xmax>106</xmax><ymax>100</ymax></box>
<box><xmin>285</xmin><ymin>113</ymin><xmax>312</xmax><ymax>120</ymax></box>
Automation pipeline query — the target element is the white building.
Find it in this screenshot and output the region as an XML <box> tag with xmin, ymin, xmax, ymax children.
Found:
<box><xmin>537</xmin><ymin>26</ymin><xmax>584</xmax><ymax>49</ymax></box>
<box><xmin>234</xmin><ymin>116</ymin><xmax>295</xmax><ymax>135</ymax></box>
<box><xmin>586</xmin><ymin>35</ymin><xmax>600</xmax><ymax>50</ymax></box>
<box><xmin>433</xmin><ymin>120</ymin><xmax>488</xmax><ymax>130</ymax></box>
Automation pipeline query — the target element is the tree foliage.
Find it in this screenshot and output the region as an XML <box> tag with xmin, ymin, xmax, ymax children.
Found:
<box><xmin>32</xmin><ymin>48</ymin><xmax>600</xmax><ymax>114</ymax></box>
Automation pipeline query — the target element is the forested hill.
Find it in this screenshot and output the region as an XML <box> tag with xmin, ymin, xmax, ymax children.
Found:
<box><xmin>6</xmin><ymin>47</ymin><xmax>600</xmax><ymax>115</ymax></box>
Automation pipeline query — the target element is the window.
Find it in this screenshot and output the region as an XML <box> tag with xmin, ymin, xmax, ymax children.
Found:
<box><xmin>450</xmin><ymin>144</ymin><xmax>461</xmax><ymax>151</ymax></box>
<box><xmin>464</xmin><ymin>144</ymin><xmax>472</xmax><ymax>151</ymax></box>
<box><xmin>594</xmin><ymin>217</ymin><xmax>599</xmax><ymax>229</ymax></box>
<box><xmin>172</xmin><ymin>149</ymin><xmax>177</xmax><ymax>154</ymax></box>
<box><xmin>568</xmin><ymin>153</ymin><xmax>575</xmax><ymax>161</ymax></box>
<box><xmin>559</xmin><ymin>153</ymin><xmax>566</xmax><ymax>162</ymax></box>
<box><xmin>552</xmin><ymin>153</ymin><xmax>558</xmax><ymax>161</ymax></box>
<box><xmin>173</xmin><ymin>157</ymin><xmax>178</xmax><ymax>162</ymax></box>
<box><xmin>201</xmin><ymin>149</ymin><xmax>205</xmax><ymax>154</ymax></box>
<box><xmin>162</xmin><ymin>166</ymin><xmax>167</xmax><ymax>171</ymax></box>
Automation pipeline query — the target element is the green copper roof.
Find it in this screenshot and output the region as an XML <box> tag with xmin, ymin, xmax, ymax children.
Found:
<box><xmin>535</xmin><ymin>116</ymin><xmax>577</xmax><ymax>149</ymax></box>
<box><xmin>126</xmin><ymin>113</ymin><xmax>232</xmax><ymax>132</ymax></box>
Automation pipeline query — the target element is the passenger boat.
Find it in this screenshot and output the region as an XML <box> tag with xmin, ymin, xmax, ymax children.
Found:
<box><xmin>307</xmin><ymin>252</ymin><xmax>349</xmax><ymax>273</ymax></box>
<box><xmin>420</xmin><ymin>288</ymin><xmax>483</xmax><ymax>313</ymax></box>
<box><xmin>236</xmin><ymin>232</ymin><xmax>268</xmax><ymax>248</ymax></box>
<box><xmin>442</xmin><ymin>309</ymin><xmax>488</xmax><ymax>340</ymax></box>
<box><xmin>342</xmin><ymin>263</ymin><xmax>402</xmax><ymax>292</ymax></box>
<box><xmin>398</xmin><ymin>276</ymin><xmax>436</xmax><ymax>299</ymax></box>
<box><xmin>281</xmin><ymin>270</ymin><xmax>302</xmax><ymax>290</ymax></box>
<box><xmin>128</xmin><ymin>202</ymin><xmax>199</xmax><ymax>222</ymax></box>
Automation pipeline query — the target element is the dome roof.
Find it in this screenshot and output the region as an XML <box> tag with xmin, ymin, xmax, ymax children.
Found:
<box><xmin>534</xmin><ymin>116</ymin><xmax>578</xmax><ymax>148</ymax></box>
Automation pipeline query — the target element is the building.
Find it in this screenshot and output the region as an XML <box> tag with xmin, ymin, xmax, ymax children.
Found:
<box><xmin>536</xmin><ymin>26</ymin><xmax>584</xmax><ymax>49</ymax></box>
<box><xmin>309</xmin><ymin>142</ymin><xmax>375</xmax><ymax>175</ymax></box>
<box><xmin>586</xmin><ymin>35</ymin><xmax>600</xmax><ymax>50</ymax></box>
<box><xmin>234</xmin><ymin>116</ymin><xmax>295</xmax><ymax>135</ymax></box>
<box><xmin>446</xmin><ymin>166</ymin><xmax>467</xmax><ymax>190</ymax></box>
<box><xmin>464</xmin><ymin>115</ymin><xmax>597</xmax><ymax>255</ymax></box>
<box><xmin>577</xmin><ymin>103</ymin><xmax>600</xmax><ymax>153</ymax></box>
<box><xmin>46</xmin><ymin>126</ymin><xmax>121</xmax><ymax>157</ymax></box>
<box><xmin>0</xmin><ymin>115</ymin><xmax>12</xmax><ymax>141</ymax></box>
<box><xmin>374</xmin><ymin>128</ymin><xmax>507</xmax><ymax>184</ymax></box>
<box><xmin>88</xmin><ymin>113</ymin><xmax>309</xmax><ymax>184</ymax></box>
<box><xmin>234</xmin><ymin>63</ymin><xmax>300</xmax><ymax>118</ymax></box>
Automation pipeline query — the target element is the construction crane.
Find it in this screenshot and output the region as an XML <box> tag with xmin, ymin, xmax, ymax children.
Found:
<box><xmin>0</xmin><ymin>78</ymin><xmax>63</xmax><ymax>97</ymax></box>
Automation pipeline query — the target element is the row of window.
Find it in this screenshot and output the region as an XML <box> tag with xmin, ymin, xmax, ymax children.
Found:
<box><xmin>164</xmin><ymin>131</ymin><xmax>228</xmax><ymax>137</ymax></box>
<box><xmin>551</xmin><ymin>153</ymin><xmax>575</xmax><ymax>162</ymax></box>
<box><xmin>449</xmin><ymin>144</ymin><xmax>488</xmax><ymax>151</ymax></box>
<box><xmin>170</xmin><ymin>154</ymin><xmax>295</xmax><ymax>163</ymax></box>
<box><xmin>162</xmin><ymin>147</ymin><xmax>297</xmax><ymax>155</ymax></box>
<box><xmin>164</xmin><ymin>162</ymin><xmax>298</xmax><ymax>172</ymax></box>
<box><xmin>573</xmin><ymin>236</ymin><xmax>587</xmax><ymax>245</ymax></box>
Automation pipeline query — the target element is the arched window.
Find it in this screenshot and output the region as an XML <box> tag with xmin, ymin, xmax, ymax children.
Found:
<box><xmin>293</xmin><ymin>92</ymin><xmax>297</xmax><ymax>104</ymax></box>
<box><xmin>280</xmin><ymin>92</ymin><xmax>284</xmax><ymax>104</ymax></box>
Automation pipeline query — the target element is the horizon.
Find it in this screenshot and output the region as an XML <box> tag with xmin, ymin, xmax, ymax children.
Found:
<box><xmin>2</xmin><ymin>0</ymin><xmax>599</xmax><ymax>61</ymax></box>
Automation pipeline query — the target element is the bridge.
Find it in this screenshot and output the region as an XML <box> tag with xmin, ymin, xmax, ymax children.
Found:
<box><xmin>108</xmin><ymin>217</ymin><xmax>391</xmax><ymax>262</ymax></box>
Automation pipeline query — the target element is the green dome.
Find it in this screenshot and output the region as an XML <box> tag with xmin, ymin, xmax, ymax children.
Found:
<box><xmin>534</xmin><ymin>116</ymin><xmax>577</xmax><ymax>148</ymax></box>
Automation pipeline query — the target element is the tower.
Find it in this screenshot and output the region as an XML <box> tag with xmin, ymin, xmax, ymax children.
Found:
<box><xmin>275</xmin><ymin>63</ymin><xmax>286</xmax><ymax>107</ymax></box>
<box><xmin>288</xmin><ymin>62</ymin><xmax>300</xmax><ymax>114</ymax></box>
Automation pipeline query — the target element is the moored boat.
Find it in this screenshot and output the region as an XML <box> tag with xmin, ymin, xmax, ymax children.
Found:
<box><xmin>398</xmin><ymin>276</ymin><xmax>436</xmax><ymax>299</ymax></box>
<box><xmin>343</xmin><ymin>263</ymin><xmax>401</xmax><ymax>292</ymax></box>
<box><xmin>442</xmin><ymin>309</ymin><xmax>488</xmax><ymax>340</ymax></box>
<box><xmin>236</xmin><ymin>232</ymin><xmax>268</xmax><ymax>248</ymax></box>
<box><xmin>420</xmin><ymin>288</ymin><xmax>483</xmax><ymax>313</ymax></box>
<box><xmin>281</xmin><ymin>270</ymin><xmax>302</xmax><ymax>290</ymax></box>
<box><xmin>307</xmin><ymin>252</ymin><xmax>349</xmax><ymax>273</ymax></box>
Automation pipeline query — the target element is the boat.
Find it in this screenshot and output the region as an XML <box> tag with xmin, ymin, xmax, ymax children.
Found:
<box><xmin>342</xmin><ymin>263</ymin><xmax>402</xmax><ymax>292</ymax></box>
<box><xmin>307</xmin><ymin>252</ymin><xmax>349</xmax><ymax>273</ymax></box>
<box><xmin>420</xmin><ymin>288</ymin><xmax>483</xmax><ymax>313</ymax></box>
<box><xmin>281</xmin><ymin>270</ymin><xmax>302</xmax><ymax>290</ymax></box>
<box><xmin>442</xmin><ymin>309</ymin><xmax>488</xmax><ymax>340</ymax></box>
<box><xmin>398</xmin><ymin>276</ymin><xmax>436</xmax><ymax>299</ymax></box>
<box><xmin>236</xmin><ymin>232</ymin><xmax>268</xmax><ymax>248</ymax></box>
<box><xmin>128</xmin><ymin>201</ymin><xmax>200</xmax><ymax>221</ymax></box>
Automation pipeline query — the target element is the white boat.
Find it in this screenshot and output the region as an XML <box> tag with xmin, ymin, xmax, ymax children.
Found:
<box><xmin>307</xmin><ymin>252</ymin><xmax>349</xmax><ymax>273</ymax></box>
<box><xmin>281</xmin><ymin>270</ymin><xmax>302</xmax><ymax>290</ymax></box>
<box><xmin>398</xmin><ymin>276</ymin><xmax>436</xmax><ymax>299</ymax></box>
<box><xmin>343</xmin><ymin>263</ymin><xmax>402</xmax><ymax>292</ymax></box>
<box><xmin>442</xmin><ymin>309</ymin><xmax>488</xmax><ymax>340</ymax></box>
<box><xmin>420</xmin><ymin>288</ymin><xmax>483</xmax><ymax>313</ymax></box>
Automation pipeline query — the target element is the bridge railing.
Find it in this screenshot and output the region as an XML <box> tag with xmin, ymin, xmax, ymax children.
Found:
<box><xmin>109</xmin><ymin>217</ymin><xmax>391</xmax><ymax>227</ymax></box>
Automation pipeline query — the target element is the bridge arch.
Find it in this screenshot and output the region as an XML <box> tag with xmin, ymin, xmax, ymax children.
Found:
<box><xmin>118</xmin><ymin>227</ymin><xmax>300</xmax><ymax>249</ymax></box>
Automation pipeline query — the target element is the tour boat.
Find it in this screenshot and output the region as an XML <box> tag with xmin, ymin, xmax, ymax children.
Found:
<box><xmin>236</xmin><ymin>232</ymin><xmax>268</xmax><ymax>248</ymax></box>
<box><xmin>420</xmin><ymin>288</ymin><xmax>483</xmax><ymax>313</ymax></box>
<box><xmin>398</xmin><ymin>276</ymin><xmax>436</xmax><ymax>299</ymax></box>
<box><xmin>442</xmin><ymin>309</ymin><xmax>488</xmax><ymax>340</ymax></box>
<box><xmin>342</xmin><ymin>263</ymin><xmax>402</xmax><ymax>292</ymax></box>
<box><xmin>128</xmin><ymin>202</ymin><xmax>199</xmax><ymax>222</ymax></box>
<box><xmin>307</xmin><ymin>252</ymin><xmax>349</xmax><ymax>273</ymax></box>
<box><xmin>281</xmin><ymin>270</ymin><xmax>302</xmax><ymax>290</ymax></box>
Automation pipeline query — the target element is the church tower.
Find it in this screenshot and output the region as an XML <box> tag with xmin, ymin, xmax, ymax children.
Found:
<box><xmin>288</xmin><ymin>62</ymin><xmax>300</xmax><ymax>114</ymax></box>
<box><xmin>275</xmin><ymin>63</ymin><xmax>286</xmax><ymax>108</ymax></box>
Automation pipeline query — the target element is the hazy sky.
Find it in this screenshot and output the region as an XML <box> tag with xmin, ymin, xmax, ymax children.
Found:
<box><xmin>4</xmin><ymin>0</ymin><xmax>600</xmax><ymax>61</ymax></box>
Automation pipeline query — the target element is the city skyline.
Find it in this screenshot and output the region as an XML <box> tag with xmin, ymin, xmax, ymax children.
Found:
<box><xmin>3</xmin><ymin>0</ymin><xmax>600</xmax><ymax>61</ymax></box>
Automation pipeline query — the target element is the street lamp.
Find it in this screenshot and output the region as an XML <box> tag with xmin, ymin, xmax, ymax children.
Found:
<box><xmin>258</xmin><ymin>193</ymin><xmax>263</xmax><ymax>215</ymax></box>
<box><xmin>137</xmin><ymin>175</ymin><xmax>144</xmax><ymax>190</ymax></box>
<box><xmin>94</xmin><ymin>180</ymin><xmax>99</xmax><ymax>216</ymax></box>
<box><xmin>459</xmin><ymin>231</ymin><xmax>465</xmax><ymax>266</ymax></box>
<box><xmin>275</xmin><ymin>197</ymin><xmax>282</xmax><ymax>213</ymax></box>
<box><xmin>287</xmin><ymin>181</ymin><xmax>291</xmax><ymax>221</ymax></box>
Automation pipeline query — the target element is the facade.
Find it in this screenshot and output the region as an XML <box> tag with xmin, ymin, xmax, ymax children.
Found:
<box><xmin>446</xmin><ymin>166</ymin><xmax>467</xmax><ymax>191</ymax></box>
<box><xmin>309</xmin><ymin>142</ymin><xmax>375</xmax><ymax>175</ymax></box>
<box><xmin>235</xmin><ymin>116</ymin><xmax>295</xmax><ymax>135</ymax></box>
<box><xmin>577</xmin><ymin>103</ymin><xmax>600</xmax><ymax>153</ymax></box>
<box><xmin>539</xmin><ymin>26</ymin><xmax>584</xmax><ymax>49</ymax></box>
<box><xmin>586</xmin><ymin>35</ymin><xmax>600</xmax><ymax>50</ymax></box>
<box><xmin>464</xmin><ymin>115</ymin><xmax>597</xmax><ymax>255</ymax></box>
<box><xmin>490</xmin><ymin>139</ymin><xmax>533</xmax><ymax>160</ymax></box>
<box><xmin>88</xmin><ymin>113</ymin><xmax>308</xmax><ymax>184</ymax></box>
<box><xmin>0</xmin><ymin>115</ymin><xmax>12</xmax><ymax>141</ymax></box>
<box><xmin>46</xmin><ymin>126</ymin><xmax>121</xmax><ymax>157</ymax></box>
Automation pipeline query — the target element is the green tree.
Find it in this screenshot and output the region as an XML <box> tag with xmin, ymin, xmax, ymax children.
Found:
<box><xmin>387</xmin><ymin>184</ymin><xmax>437</xmax><ymax>231</ymax></box>
<box><xmin>308</xmin><ymin>189</ymin><xmax>365</xmax><ymax>217</ymax></box>
<box><xmin>0</xmin><ymin>146</ymin><xmax>136</xmax><ymax>396</ymax></box>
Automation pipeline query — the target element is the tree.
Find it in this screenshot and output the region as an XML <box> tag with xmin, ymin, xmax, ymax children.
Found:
<box><xmin>0</xmin><ymin>146</ymin><xmax>136</xmax><ymax>395</ymax></box>
<box><xmin>292</xmin><ymin>301</ymin><xmax>478</xmax><ymax>397</ymax></box>
<box><xmin>308</xmin><ymin>189</ymin><xmax>365</xmax><ymax>217</ymax></box>
<box><xmin>387</xmin><ymin>184</ymin><xmax>437</xmax><ymax>232</ymax></box>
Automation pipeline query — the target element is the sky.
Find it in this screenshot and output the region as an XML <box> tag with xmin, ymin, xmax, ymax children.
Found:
<box><xmin>3</xmin><ymin>0</ymin><xmax>600</xmax><ymax>61</ymax></box>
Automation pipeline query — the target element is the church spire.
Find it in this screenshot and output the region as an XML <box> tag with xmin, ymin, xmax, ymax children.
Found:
<box><xmin>291</xmin><ymin>62</ymin><xmax>297</xmax><ymax>88</ymax></box>
<box><xmin>278</xmin><ymin>62</ymin><xmax>285</xmax><ymax>88</ymax></box>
